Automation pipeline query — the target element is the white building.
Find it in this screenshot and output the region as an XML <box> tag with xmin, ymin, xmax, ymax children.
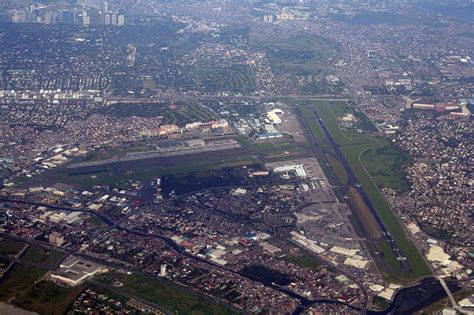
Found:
<box><xmin>51</xmin><ymin>256</ymin><xmax>106</xmax><ymax>286</ymax></box>
<box><xmin>273</xmin><ymin>164</ymin><xmax>308</xmax><ymax>178</ymax></box>
<box><xmin>263</xmin><ymin>15</ymin><xmax>273</xmax><ymax>23</ymax></box>
<box><xmin>101</xmin><ymin>1</ymin><xmax>108</xmax><ymax>13</ymax></box>
<box><xmin>117</xmin><ymin>14</ymin><xmax>125</xmax><ymax>26</ymax></box>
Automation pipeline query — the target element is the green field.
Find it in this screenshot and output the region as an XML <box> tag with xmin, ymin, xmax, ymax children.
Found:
<box><xmin>56</xmin><ymin>134</ymin><xmax>309</xmax><ymax>189</ymax></box>
<box><xmin>240</xmin><ymin>135</ymin><xmax>308</xmax><ymax>159</ymax></box>
<box><xmin>372</xmin><ymin>240</ymin><xmax>402</xmax><ymax>270</ymax></box>
<box><xmin>283</xmin><ymin>250</ymin><xmax>323</xmax><ymax>272</ymax></box>
<box><xmin>22</xmin><ymin>244</ymin><xmax>65</xmax><ymax>269</ymax></box>
<box><xmin>192</xmin><ymin>64</ymin><xmax>256</xmax><ymax>93</ymax></box>
<box><xmin>305</xmin><ymin>100</ymin><xmax>431</xmax><ymax>283</ymax></box>
<box><xmin>326</xmin><ymin>153</ymin><xmax>348</xmax><ymax>185</ymax></box>
<box><xmin>317</xmin><ymin>156</ymin><xmax>339</xmax><ymax>187</ymax></box>
<box><xmin>0</xmin><ymin>239</ymin><xmax>25</xmax><ymax>256</ymax></box>
<box><xmin>0</xmin><ymin>264</ymin><xmax>46</xmax><ymax>301</ymax></box>
<box><xmin>312</xmin><ymin>101</ymin><xmax>371</xmax><ymax>146</ymax></box>
<box><xmin>86</xmin><ymin>216</ymin><xmax>109</xmax><ymax>231</ymax></box>
<box><xmin>372</xmin><ymin>295</ymin><xmax>391</xmax><ymax>310</ymax></box>
<box><xmin>415</xmin><ymin>288</ymin><xmax>474</xmax><ymax>314</ymax></box>
<box><xmin>102</xmin><ymin>102</ymin><xmax>216</xmax><ymax>125</ymax></box>
<box><xmin>347</xmin><ymin>187</ymin><xmax>382</xmax><ymax>239</ymax></box>
<box><xmin>340</xmin><ymin>143</ymin><xmax>431</xmax><ymax>280</ymax></box>
<box><xmin>55</xmin><ymin>153</ymin><xmax>258</xmax><ymax>188</ymax></box>
<box><xmin>97</xmin><ymin>272</ymin><xmax>237</xmax><ymax>315</ymax></box>
<box><xmin>361</xmin><ymin>146</ymin><xmax>411</xmax><ymax>192</ymax></box>
<box><xmin>13</xmin><ymin>280</ymin><xmax>84</xmax><ymax>315</ymax></box>
<box><xmin>83</xmin><ymin>144</ymin><xmax>157</xmax><ymax>162</ymax></box>
<box><xmin>250</xmin><ymin>33</ymin><xmax>338</xmax><ymax>76</ymax></box>
<box><xmin>297</xmin><ymin>105</ymin><xmax>326</xmax><ymax>143</ymax></box>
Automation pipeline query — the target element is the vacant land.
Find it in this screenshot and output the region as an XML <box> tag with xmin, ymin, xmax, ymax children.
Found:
<box><xmin>0</xmin><ymin>264</ymin><xmax>46</xmax><ymax>301</ymax></box>
<box><xmin>14</xmin><ymin>280</ymin><xmax>84</xmax><ymax>315</ymax></box>
<box><xmin>250</xmin><ymin>34</ymin><xmax>338</xmax><ymax>76</ymax></box>
<box><xmin>347</xmin><ymin>187</ymin><xmax>382</xmax><ymax>239</ymax></box>
<box><xmin>372</xmin><ymin>239</ymin><xmax>402</xmax><ymax>270</ymax></box>
<box><xmin>101</xmin><ymin>101</ymin><xmax>216</xmax><ymax>125</ymax></box>
<box><xmin>192</xmin><ymin>64</ymin><xmax>256</xmax><ymax>93</ymax></box>
<box><xmin>22</xmin><ymin>245</ymin><xmax>65</xmax><ymax>269</ymax></box>
<box><xmin>372</xmin><ymin>295</ymin><xmax>391</xmax><ymax>310</ymax></box>
<box><xmin>313</xmin><ymin>101</ymin><xmax>371</xmax><ymax>146</ymax></box>
<box><xmin>54</xmin><ymin>151</ymin><xmax>258</xmax><ymax>188</ymax></box>
<box><xmin>297</xmin><ymin>105</ymin><xmax>326</xmax><ymax>144</ymax></box>
<box><xmin>97</xmin><ymin>272</ymin><xmax>236</xmax><ymax>315</ymax></box>
<box><xmin>0</xmin><ymin>239</ymin><xmax>25</xmax><ymax>256</ymax></box>
<box><xmin>326</xmin><ymin>153</ymin><xmax>348</xmax><ymax>185</ymax></box>
<box><xmin>283</xmin><ymin>250</ymin><xmax>323</xmax><ymax>272</ymax></box>
<box><xmin>361</xmin><ymin>146</ymin><xmax>412</xmax><ymax>192</ymax></box>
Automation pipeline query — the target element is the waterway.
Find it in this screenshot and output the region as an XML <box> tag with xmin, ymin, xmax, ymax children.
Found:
<box><xmin>368</xmin><ymin>278</ymin><xmax>460</xmax><ymax>314</ymax></box>
<box><xmin>0</xmin><ymin>198</ymin><xmax>461</xmax><ymax>314</ymax></box>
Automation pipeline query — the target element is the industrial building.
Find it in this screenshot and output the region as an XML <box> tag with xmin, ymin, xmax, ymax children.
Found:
<box><xmin>51</xmin><ymin>256</ymin><xmax>106</xmax><ymax>286</ymax></box>
<box><xmin>273</xmin><ymin>164</ymin><xmax>308</xmax><ymax>178</ymax></box>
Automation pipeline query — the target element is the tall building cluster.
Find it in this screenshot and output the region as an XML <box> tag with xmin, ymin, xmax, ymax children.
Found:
<box><xmin>11</xmin><ymin>1</ymin><xmax>125</xmax><ymax>27</ymax></box>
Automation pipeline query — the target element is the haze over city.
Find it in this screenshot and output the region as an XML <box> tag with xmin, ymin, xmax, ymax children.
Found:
<box><xmin>0</xmin><ymin>0</ymin><xmax>472</xmax><ymax>314</ymax></box>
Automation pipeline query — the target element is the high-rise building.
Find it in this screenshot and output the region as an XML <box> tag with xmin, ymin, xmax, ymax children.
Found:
<box><xmin>11</xmin><ymin>11</ymin><xmax>26</xmax><ymax>23</ymax></box>
<box><xmin>117</xmin><ymin>14</ymin><xmax>125</xmax><ymax>26</ymax></box>
<box><xmin>111</xmin><ymin>14</ymin><xmax>117</xmax><ymax>25</ymax></box>
<box><xmin>43</xmin><ymin>12</ymin><xmax>52</xmax><ymax>24</ymax></box>
<box><xmin>58</xmin><ymin>10</ymin><xmax>67</xmax><ymax>24</ymax></box>
<box><xmin>26</xmin><ymin>5</ymin><xmax>38</xmax><ymax>23</ymax></box>
<box><xmin>58</xmin><ymin>10</ymin><xmax>76</xmax><ymax>25</ymax></box>
<box><xmin>101</xmin><ymin>1</ymin><xmax>108</xmax><ymax>13</ymax></box>
<box><xmin>83</xmin><ymin>15</ymin><xmax>90</xmax><ymax>26</ymax></box>
<box><xmin>104</xmin><ymin>14</ymin><xmax>110</xmax><ymax>25</ymax></box>
<box><xmin>50</xmin><ymin>11</ymin><xmax>58</xmax><ymax>24</ymax></box>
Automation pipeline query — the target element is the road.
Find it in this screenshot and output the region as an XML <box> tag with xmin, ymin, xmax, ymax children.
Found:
<box><xmin>437</xmin><ymin>276</ymin><xmax>458</xmax><ymax>308</ymax></box>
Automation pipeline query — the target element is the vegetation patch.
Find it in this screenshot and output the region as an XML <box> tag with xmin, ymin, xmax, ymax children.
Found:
<box><xmin>0</xmin><ymin>264</ymin><xmax>46</xmax><ymax>301</ymax></box>
<box><xmin>283</xmin><ymin>250</ymin><xmax>322</xmax><ymax>272</ymax></box>
<box><xmin>326</xmin><ymin>153</ymin><xmax>348</xmax><ymax>185</ymax></box>
<box><xmin>0</xmin><ymin>239</ymin><xmax>25</xmax><ymax>257</ymax></box>
<box><xmin>361</xmin><ymin>146</ymin><xmax>411</xmax><ymax>192</ymax></box>
<box><xmin>22</xmin><ymin>244</ymin><xmax>65</xmax><ymax>269</ymax></box>
<box><xmin>250</xmin><ymin>34</ymin><xmax>338</xmax><ymax>76</ymax></box>
<box><xmin>347</xmin><ymin>187</ymin><xmax>382</xmax><ymax>239</ymax></box>
<box><xmin>101</xmin><ymin>102</ymin><xmax>216</xmax><ymax>125</ymax></box>
<box><xmin>14</xmin><ymin>280</ymin><xmax>84</xmax><ymax>315</ymax></box>
<box><xmin>96</xmin><ymin>272</ymin><xmax>236</xmax><ymax>315</ymax></box>
<box><xmin>297</xmin><ymin>105</ymin><xmax>326</xmax><ymax>144</ymax></box>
